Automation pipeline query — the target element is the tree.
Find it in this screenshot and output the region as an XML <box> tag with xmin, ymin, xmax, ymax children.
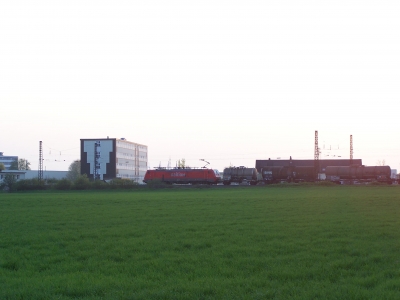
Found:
<box><xmin>0</xmin><ymin>174</ymin><xmax>17</xmax><ymax>192</ymax></box>
<box><xmin>66</xmin><ymin>160</ymin><xmax>81</xmax><ymax>181</ymax></box>
<box><xmin>9</xmin><ymin>158</ymin><xmax>31</xmax><ymax>170</ymax></box>
<box><xmin>0</xmin><ymin>163</ymin><xmax>5</xmax><ymax>171</ymax></box>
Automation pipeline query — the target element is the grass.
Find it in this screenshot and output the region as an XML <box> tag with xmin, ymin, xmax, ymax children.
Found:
<box><xmin>1</xmin><ymin>186</ymin><xmax>400</xmax><ymax>299</ymax></box>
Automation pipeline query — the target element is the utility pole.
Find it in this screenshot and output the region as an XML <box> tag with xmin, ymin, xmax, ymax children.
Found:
<box><xmin>350</xmin><ymin>134</ymin><xmax>354</xmax><ymax>184</ymax></box>
<box><xmin>38</xmin><ymin>141</ymin><xmax>43</xmax><ymax>181</ymax></box>
<box><xmin>314</xmin><ymin>130</ymin><xmax>319</xmax><ymax>180</ymax></box>
<box><xmin>135</xmin><ymin>145</ymin><xmax>139</xmax><ymax>181</ymax></box>
<box><xmin>350</xmin><ymin>135</ymin><xmax>353</xmax><ymax>165</ymax></box>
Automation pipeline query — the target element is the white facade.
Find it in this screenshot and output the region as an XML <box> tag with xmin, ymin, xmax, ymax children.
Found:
<box><xmin>116</xmin><ymin>138</ymin><xmax>148</xmax><ymax>183</ymax></box>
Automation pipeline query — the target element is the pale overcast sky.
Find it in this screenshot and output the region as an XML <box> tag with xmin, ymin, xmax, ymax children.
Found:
<box><xmin>1</xmin><ymin>1</ymin><xmax>400</xmax><ymax>171</ymax></box>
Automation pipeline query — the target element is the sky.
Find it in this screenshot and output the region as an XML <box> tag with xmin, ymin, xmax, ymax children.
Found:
<box><xmin>1</xmin><ymin>0</ymin><xmax>400</xmax><ymax>172</ymax></box>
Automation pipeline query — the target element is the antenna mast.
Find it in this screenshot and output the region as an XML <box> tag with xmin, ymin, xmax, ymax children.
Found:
<box><xmin>314</xmin><ymin>130</ymin><xmax>319</xmax><ymax>180</ymax></box>
<box><xmin>38</xmin><ymin>141</ymin><xmax>43</xmax><ymax>181</ymax></box>
<box><xmin>94</xmin><ymin>141</ymin><xmax>101</xmax><ymax>180</ymax></box>
<box><xmin>350</xmin><ymin>134</ymin><xmax>353</xmax><ymax>165</ymax></box>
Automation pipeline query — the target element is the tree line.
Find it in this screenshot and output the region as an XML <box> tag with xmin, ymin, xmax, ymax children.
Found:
<box><xmin>0</xmin><ymin>174</ymin><xmax>145</xmax><ymax>192</ymax></box>
<box><xmin>1</xmin><ymin>160</ymin><xmax>169</xmax><ymax>192</ymax></box>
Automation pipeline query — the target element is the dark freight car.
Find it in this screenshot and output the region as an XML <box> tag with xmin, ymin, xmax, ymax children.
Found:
<box><xmin>256</xmin><ymin>158</ymin><xmax>362</xmax><ymax>173</ymax></box>
<box><xmin>261</xmin><ymin>166</ymin><xmax>315</xmax><ymax>183</ymax></box>
<box><xmin>222</xmin><ymin>167</ymin><xmax>259</xmax><ymax>185</ymax></box>
<box><xmin>325</xmin><ymin>165</ymin><xmax>392</xmax><ymax>183</ymax></box>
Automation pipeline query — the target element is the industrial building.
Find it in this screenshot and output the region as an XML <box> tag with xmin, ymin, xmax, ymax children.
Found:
<box><xmin>0</xmin><ymin>152</ymin><xmax>18</xmax><ymax>170</ymax></box>
<box><xmin>0</xmin><ymin>170</ymin><xmax>68</xmax><ymax>183</ymax></box>
<box><xmin>80</xmin><ymin>138</ymin><xmax>148</xmax><ymax>183</ymax></box>
<box><xmin>0</xmin><ymin>170</ymin><xmax>25</xmax><ymax>182</ymax></box>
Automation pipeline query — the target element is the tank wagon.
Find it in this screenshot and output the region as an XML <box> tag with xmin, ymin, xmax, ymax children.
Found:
<box><xmin>325</xmin><ymin>165</ymin><xmax>392</xmax><ymax>183</ymax></box>
<box><xmin>143</xmin><ymin>168</ymin><xmax>221</xmax><ymax>185</ymax></box>
<box><xmin>222</xmin><ymin>166</ymin><xmax>259</xmax><ymax>185</ymax></box>
<box><xmin>261</xmin><ymin>166</ymin><xmax>315</xmax><ymax>184</ymax></box>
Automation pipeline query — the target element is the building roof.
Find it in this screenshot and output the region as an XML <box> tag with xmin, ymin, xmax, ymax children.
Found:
<box><xmin>0</xmin><ymin>170</ymin><xmax>26</xmax><ymax>175</ymax></box>
<box><xmin>80</xmin><ymin>138</ymin><xmax>147</xmax><ymax>147</ymax></box>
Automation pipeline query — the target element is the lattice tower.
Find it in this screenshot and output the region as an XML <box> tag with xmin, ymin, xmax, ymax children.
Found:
<box><xmin>38</xmin><ymin>141</ymin><xmax>43</xmax><ymax>181</ymax></box>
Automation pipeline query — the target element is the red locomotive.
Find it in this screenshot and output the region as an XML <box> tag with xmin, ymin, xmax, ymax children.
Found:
<box><xmin>143</xmin><ymin>168</ymin><xmax>221</xmax><ymax>185</ymax></box>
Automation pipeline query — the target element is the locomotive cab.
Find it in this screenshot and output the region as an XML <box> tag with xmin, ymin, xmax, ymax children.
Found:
<box><xmin>213</xmin><ymin>169</ymin><xmax>221</xmax><ymax>181</ymax></box>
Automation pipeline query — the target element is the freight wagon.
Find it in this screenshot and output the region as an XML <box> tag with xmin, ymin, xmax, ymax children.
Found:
<box><xmin>325</xmin><ymin>165</ymin><xmax>392</xmax><ymax>184</ymax></box>
<box><xmin>222</xmin><ymin>167</ymin><xmax>259</xmax><ymax>185</ymax></box>
<box><xmin>143</xmin><ymin>168</ymin><xmax>221</xmax><ymax>185</ymax></box>
<box><xmin>261</xmin><ymin>166</ymin><xmax>316</xmax><ymax>184</ymax></box>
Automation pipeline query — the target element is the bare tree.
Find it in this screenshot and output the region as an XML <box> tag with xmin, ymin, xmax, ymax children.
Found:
<box><xmin>9</xmin><ymin>159</ymin><xmax>31</xmax><ymax>170</ymax></box>
<box><xmin>0</xmin><ymin>174</ymin><xmax>17</xmax><ymax>191</ymax></box>
<box><xmin>376</xmin><ymin>159</ymin><xmax>386</xmax><ymax>166</ymax></box>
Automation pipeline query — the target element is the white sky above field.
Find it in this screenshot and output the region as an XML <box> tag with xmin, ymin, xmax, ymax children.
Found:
<box><xmin>1</xmin><ymin>0</ymin><xmax>400</xmax><ymax>172</ymax></box>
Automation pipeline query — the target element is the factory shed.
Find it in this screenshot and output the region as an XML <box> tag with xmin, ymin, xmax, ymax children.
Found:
<box><xmin>255</xmin><ymin>159</ymin><xmax>362</xmax><ymax>173</ymax></box>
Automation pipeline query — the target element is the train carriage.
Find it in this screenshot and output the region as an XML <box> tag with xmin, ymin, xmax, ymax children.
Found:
<box><xmin>325</xmin><ymin>165</ymin><xmax>392</xmax><ymax>183</ymax></box>
<box><xmin>144</xmin><ymin>168</ymin><xmax>221</xmax><ymax>185</ymax></box>
<box><xmin>222</xmin><ymin>167</ymin><xmax>259</xmax><ymax>185</ymax></box>
<box><xmin>261</xmin><ymin>166</ymin><xmax>315</xmax><ymax>184</ymax></box>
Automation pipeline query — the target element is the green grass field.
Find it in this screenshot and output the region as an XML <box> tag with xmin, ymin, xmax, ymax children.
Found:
<box><xmin>1</xmin><ymin>186</ymin><xmax>400</xmax><ymax>299</ymax></box>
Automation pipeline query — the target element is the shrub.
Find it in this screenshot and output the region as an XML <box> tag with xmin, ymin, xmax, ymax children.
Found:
<box><xmin>314</xmin><ymin>180</ymin><xmax>337</xmax><ymax>187</ymax></box>
<box><xmin>109</xmin><ymin>178</ymin><xmax>138</xmax><ymax>189</ymax></box>
<box><xmin>93</xmin><ymin>180</ymin><xmax>109</xmax><ymax>190</ymax></box>
<box><xmin>263</xmin><ymin>182</ymin><xmax>297</xmax><ymax>188</ymax></box>
<box><xmin>1</xmin><ymin>174</ymin><xmax>18</xmax><ymax>192</ymax></box>
<box><xmin>193</xmin><ymin>184</ymin><xmax>212</xmax><ymax>189</ymax></box>
<box><xmin>368</xmin><ymin>181</ymin><xmax>390</xmax><ymax>186</ymax></box>
<box><xmin>15</xmin><ymin>178</ymin><xmax>46</xmax><ymax>191</ymax></box>
<box><xmin>55</xmin><ymin>179</ymin><xmax>72</xmax><ymax>190</ymax></box>
<box><xmin>74</xmin><ymin>174</ymin><xmax>91</xmax><ymax>190</ymax></box>
<box><xmin>45</xmin><ymin>178</ymin><xmax>59</xmax><ymax>184</ymax></box>
<box><xmin>145</xmin><ymin>179</ymin><xmax>169</xmax><ymax>190</ymax></box>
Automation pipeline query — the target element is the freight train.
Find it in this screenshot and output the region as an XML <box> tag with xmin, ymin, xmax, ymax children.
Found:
<box><xmin>143</xmin><ymin>164</ymin><xmax>393</xmax><ymax>185</ymax></box>
<box><xmin>260</xmin><ymin>165</ymin><xmax>393</xmax><ymax>184</ymax></box>
<box><xmin>143</xmin><ymin>168</ymin><xmax>221</xmax><ymax>185</ymax></box>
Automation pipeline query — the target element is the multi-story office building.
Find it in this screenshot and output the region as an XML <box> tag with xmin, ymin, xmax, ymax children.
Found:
<box><xmin>0</xmin><ymin>152</ymin><xmax>18</xmax><ymax>170</ymax></box>
<box><xmin>80</xmin><ymin>138</ymin><xmax>148</xmax><ymax>183</ymax></box>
